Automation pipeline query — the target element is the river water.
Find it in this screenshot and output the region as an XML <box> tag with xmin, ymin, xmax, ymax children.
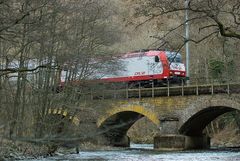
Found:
<box><xmin>28</xmin><ymin>144</ymin><xmax>240</xmax><ymax>161</ymax></box>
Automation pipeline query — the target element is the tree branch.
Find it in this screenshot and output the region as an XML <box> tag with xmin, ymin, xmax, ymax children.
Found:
<box><xmin>0</xmin><ymin>65</ymin><xmax>59</xmax><ymax>77</ymax></box>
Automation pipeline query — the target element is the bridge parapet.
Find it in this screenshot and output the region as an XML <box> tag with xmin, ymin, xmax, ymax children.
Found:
<box><xmin>87</xmin><ymin>83</ymin><xmax>240</xmax><ymax>100</ymax></box>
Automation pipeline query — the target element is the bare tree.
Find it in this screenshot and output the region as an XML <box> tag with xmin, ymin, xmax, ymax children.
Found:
<box><xmin>130</xmin><ymin>0</ymin><xmax>240</xmax><ymax>42</ymax></box>
<box><xmin>0</xmin><ymin>0</ymin><xmax>121</xmax><ymax>145</ymax></box>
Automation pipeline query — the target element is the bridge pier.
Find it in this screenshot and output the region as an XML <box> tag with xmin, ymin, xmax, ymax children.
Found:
<box><xmin>115</xmin><ymin>135</ymin><xmax>130</xmax><ymax>147</ymax></box>
<box><xmin>185</xmin><ymin>135</ymin><xmax>210</xmax><ymax>149</ymax></box>
<box><xmin>154</xmin><ymin>135</ymin><xmax>210</xmax><ymax>150</ymax></box>
<box><xmin>107</xmin><ymin>135</ymin><xmax>130</xmax><ymax>147</ymax></box>
<box><xmin>155</xmin><ymin>118</ymin><xmax>210</xmax><ymax>150</ymax></box>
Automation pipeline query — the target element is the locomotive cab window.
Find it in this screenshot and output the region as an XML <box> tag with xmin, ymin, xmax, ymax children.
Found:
<box><xmin>154</xmin><ymin>56</ymin><xmax>160</xmax><ymax>62</ymax></box>
<box><xmin>175</xmin><ymin>55</ymin><xmax>182</xmax><ymax>63</ymax></box>
<box><xmin>167</xmin><ymin>53</ymin><xmax>182</xmax><ymax>63</ymax></box>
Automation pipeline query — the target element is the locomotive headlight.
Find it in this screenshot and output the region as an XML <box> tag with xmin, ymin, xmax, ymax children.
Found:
<box><xmin>175</xmin><ymin>72</ymin><xmax>180</xmax><ymax>75</ymax></box>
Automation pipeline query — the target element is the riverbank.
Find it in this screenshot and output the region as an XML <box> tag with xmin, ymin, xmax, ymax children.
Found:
<box><xmin>0</xmin><ymin>139</ymin><xmax>123</xmax><ymax>160</ymax></box>
<box><xmin>0</xmin><ymin>139</ymin><xmax>52</xmax><ymax>160</ymax></box>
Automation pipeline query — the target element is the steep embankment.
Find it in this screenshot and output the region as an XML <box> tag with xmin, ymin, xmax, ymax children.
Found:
<box><xmin>211</xmin><ymin>123</ymin><xmax>240</xmax><ymax>147</ymax></box>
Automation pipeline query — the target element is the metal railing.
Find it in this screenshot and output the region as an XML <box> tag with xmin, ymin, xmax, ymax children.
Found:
<box><xmin>75</xmin><ymin>77</ymin><xmax>240</xmax><ymax>100</ymax></box>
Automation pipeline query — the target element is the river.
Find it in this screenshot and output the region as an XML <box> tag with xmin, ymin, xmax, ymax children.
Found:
<box><xmin>28</xmin><ymin>144</ymin><xmax>240</xmax><ymax>161</ymax></box>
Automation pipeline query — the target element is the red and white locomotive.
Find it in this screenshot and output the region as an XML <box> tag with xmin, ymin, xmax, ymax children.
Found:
<box><xmin>99</xmin><ymin>50</ymin><xmax>186</xmax><ymax>86</ymax></box>
<box><xmin>60</xmin><ymin>49</ymin><xmax>186</xmax><ymax>87</ymax></box>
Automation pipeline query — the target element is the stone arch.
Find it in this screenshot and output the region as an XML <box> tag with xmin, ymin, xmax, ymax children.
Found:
<box><xmin>97</xmin><ymin>104</ymin><xmax>160</xmax><ymax>146</ymax></box>
<box><xmin>178</xmin><ymin>95</ymin><xmax>240</xmax><ymax>136</ymax></box>
<box><xmin>48</xmin><ymin>108</ymin><xmax>80</xmax><ymax>126</ymax></box>
<box><xmin>97</xmin><ymin>104</ymin><xmax>160</xmax><ymax>128</ymax></box>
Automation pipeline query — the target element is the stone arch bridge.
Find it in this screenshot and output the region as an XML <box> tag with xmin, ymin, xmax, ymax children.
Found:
<box><xmin>49</xmin><ymin>83</ymin><xmax>240</xmax><ymax>150</ymax></box>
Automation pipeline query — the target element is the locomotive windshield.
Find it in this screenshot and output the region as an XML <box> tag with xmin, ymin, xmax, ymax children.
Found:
<box><xmin>166</xmin><ymin>52</ymin><xmax>182</xmax><ymax>63</ymax></box>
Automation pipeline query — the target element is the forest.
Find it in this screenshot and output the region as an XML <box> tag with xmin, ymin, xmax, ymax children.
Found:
<box><xmin>0</xmin><ymin>0</ymin><xmax>239</xmax><ymax>159</ymax></box>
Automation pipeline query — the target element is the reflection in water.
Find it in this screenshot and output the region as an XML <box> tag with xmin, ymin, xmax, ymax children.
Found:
<box><xmin>28</xmin><ymin>144</ymin><xmax>240</xmax><ymax>161</ymax></box>
<box><xmin>130</xmin><ymin>143</ymin><xmax>153</xmax><ymax>149</ymax></box>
